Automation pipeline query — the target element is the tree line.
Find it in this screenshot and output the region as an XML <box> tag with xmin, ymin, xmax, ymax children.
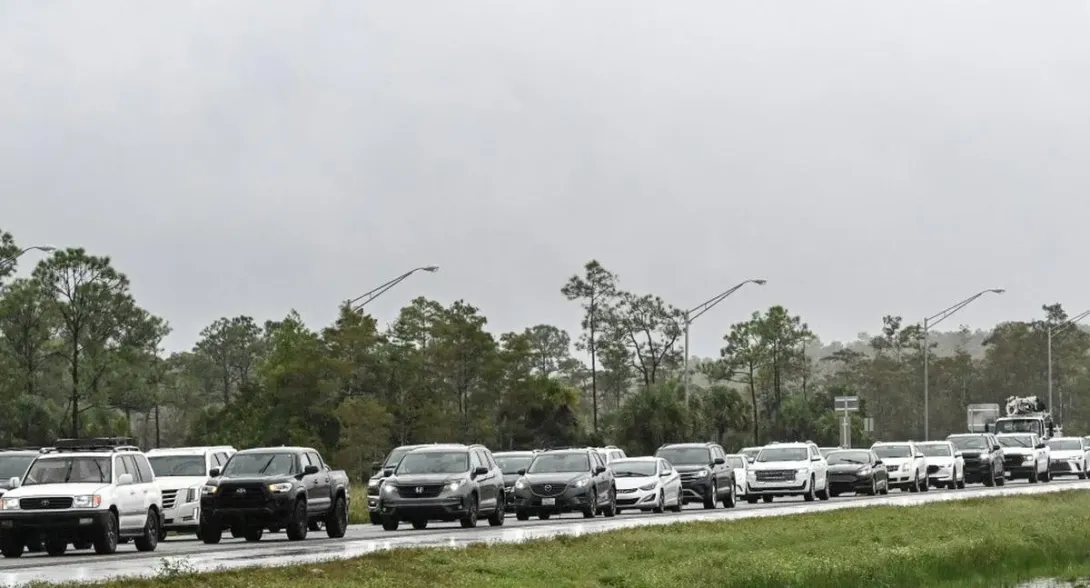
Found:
<box><xmin>3</xmin><ymin>231</ymin><xmax>1088</xmax><ymax>480</ymax></box>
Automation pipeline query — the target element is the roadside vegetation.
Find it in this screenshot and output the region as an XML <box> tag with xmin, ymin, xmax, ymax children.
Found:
<box><xmin>38</xmin><ymin>490</ymin><xmax>1090</xmax><ymax>588</ymax></box>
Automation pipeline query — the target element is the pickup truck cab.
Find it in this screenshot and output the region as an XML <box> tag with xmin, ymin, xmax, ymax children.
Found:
<box><xmin>200</xmin><ymin>446</ymin><xmax>349</xmax><ymax>543</ymax></box>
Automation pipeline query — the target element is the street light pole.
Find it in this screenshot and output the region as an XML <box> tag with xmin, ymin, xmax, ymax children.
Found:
<box><xmin>681</xmin><ymin>279</ymin><xmax>766</xmax><ymax>401</ymax></box>
<box><xmin>1046</xmin><ymin>309</ymin><xmax>1090</xmax><ymax>426</ymax></box>
<box><xmin>921</xmin><ymin>288</ymin><xmax>1005</xmax><ymax>441</ymax></box>
<box><xmin>348</xmin><ymin>266</ymin><xmax>439</xmax><ymax>312</ymax></box>
<box><xmin>0</xmin><ymin>245</ymin><xmax>56</xmax><ymax>270</ymax></box>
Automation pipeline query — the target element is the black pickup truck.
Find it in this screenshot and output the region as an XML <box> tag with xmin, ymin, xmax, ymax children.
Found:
<box><xmin>200</xmin><ymin>446</ymin><xmax>350</xmax><ymax>543</ymax></box>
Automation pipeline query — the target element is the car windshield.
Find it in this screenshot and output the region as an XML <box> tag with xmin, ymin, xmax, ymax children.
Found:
<box><xmin>383</xmin><ymin>447</ymin><xmax>415</xmax><ymax>468</ymax></box>
<box><xmin>819</xmin><ymin>448</ymin><xmax>839</xmax><ymax>457</ymax></box>
<box><xmin>998</xmin><ymin>435</ymin><xmax>1035</xmax><ymax>448</ymax></box>
<box><xmin>395</xmin><ymin>451</ymin><xmax>468</xmax><ymax>475</ymax></box>
<box><xmin>917</xmin><ymin>444</ymin><xmax>952</xmax><ymax>457</ymax></box>
<box><xmin>656</xmin><ymin>447</ymin><xmax>711</xmax><ymax>466</ymax></box>
<box><xmin>872</xmin><ymin>445</ymin><xmax>912</xmax><ymax>458</ymax></box>
<box><xmin>756</xmin><ymin>447</ymin><xmax>809</xmax><ymax>462</ymax></box>
<box><xmin>23</xmin><ymin>457</ymin><xmax>110</xmax><ymax>485</ymax></box>
<box><xmin>0</xmin><ymin>456</ymin><xmax>36</xmax><ymax>480</ymax></box>
<box><xmin>527</xmin><ymin>453</ymin><xmax>589</xmax><ymax>474</ymax></box>
<box><xmin>610</xmin><ymin>460</ymin><xmax>657</xmax><ymax>477</ymax></box>
<box><xmin>1049</xmin><ymin>439</ymin><xmax>1083</xmax><ymax>451</ymax></box>
<box><xmin>949</xmin><ymin>436</ymin><xmax>988</xmax><ymax>450</ymax></box>
<box><xmin>148</xmin><ymin>455</ymin><xmax>206</xmax><ymax>477</ymax></box>
<box><xmin>994</xmin><ymin>419</ymin><xmax>1043</xmax><ymax>435</ymax></box>
<box><xmin>221</xmin><ymin>453</ymin><xmax>296</xmax><ymax>477</ymax></box>
<box><xmin>494</xmin><ymin>455</ymin><xmax>534</xmax><ymax>475</ymax></box>
<box><xmin>826</xmin><ymin>450</ymin><xmax>872</xmax><ymax>465</ymax></box>
<box><xmin>740</xmin><ymin>448</ymin><xmax>761</xmax><ymax>460</ymax></box>
<box><xmin>726</xmin><ymin>456</ymin><xmax>746</xmax><ymax>468</ymax></box>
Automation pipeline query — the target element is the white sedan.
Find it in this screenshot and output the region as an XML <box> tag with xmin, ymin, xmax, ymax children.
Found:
<box><xmin>725</xmin><ymin>454</ymin><xmax>748</xmax><ymax>498</ymax></box>
<box><xmin>610</xmin><ymin>457</ymin><xmax>682</xmax><ymax>514</ymax></box>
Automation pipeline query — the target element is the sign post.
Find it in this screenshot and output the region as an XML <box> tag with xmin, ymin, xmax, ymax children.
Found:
<box><xmin>834</xmin><ymin>396</ymin><xmax>860</xmax><ymax>448</ymax></box>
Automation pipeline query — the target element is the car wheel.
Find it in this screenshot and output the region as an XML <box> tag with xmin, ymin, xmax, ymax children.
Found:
<box><xmin>603</xmin><ymin>488</ymin><xmax>617</xmax><ymax>518</ymax></box>
<box><xmin>45</xmin><ymin>537</ymin><xmax>67</xmax><ymax>557</ymax></box>
<box><xmin>285</xmin><ymin>500</ymin><xmax>309</xmax><ymax>541</ymax></box>
<box><xmin>134</xmin><ymin>509</ymin><xmax>160</xmax><ymax>552</ymax></box>
<box><xmin>582</xmin><ymin>491</ymin><xmax>597</xmax><ymax>519</ymax></box>
<box><xmin>411</xmin><ymin>519</ymin><xmax>428</xmax><ymax>530</ymax></box>
<box><xmin>487</xmin><ymin>495</ymin><xmax>506</xmax><ymax>527</ymax></box>
<box><xmin>93</xmin><ymin>512</ymin><xmax>119</xmax><ymax>555</ymax></box>
<box><xmin>653</xmin><ymin>491</ymin><xmax>665</xmax><ymax>514</ymax></box>
<box><xmin>723</xmin><ymin>482</ymin><xmax>737</xmax><ymax>508</ymax></box>
<box><xmin>381</xmin><ymin>516</ymin><xmax>399</xmax><ymax>531</ymax></box>
<box><xmin>326</xmin><ymin>496</ymin><xmax>349</xmax><ymax>538</ymax></box>
<box><xmin>460</xmin><ymin>495</ymin><xmax>479</xmax><ymax>528</ymax></box>
<box><xmin>703</xmin><ymin>481</ymin><xmax>718</xmax><ymax>509</ymax></box>
<box><xmin>804</xmin><ymin>477</ymin><xmax>816</xmax><ymax>502</ymax></box>
<box><xmin>516</xmin><ymin>510</ymin><xmax>529</xmax><ymax>521</ymax></box>
<box><xmin>0</xmin><ymin>534</ymin><xmax>24</xmax><ymax>558</ymax></box>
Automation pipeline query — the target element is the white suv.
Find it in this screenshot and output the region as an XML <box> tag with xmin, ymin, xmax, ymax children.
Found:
<box><xmin>872</xmin><ymin>442</ymin><xmax>928</xmax><ymax>492</ymax></box>
<box><xmin>745</xmin><ymin>442</ymin><xmax>829</xmax><ymax>502</ymax></box>
<box><xmin>0</xmin><ymin>437</ymin><xmax>163</xmax><ymax>557</ymax></box>
<box><xmin>146</xmin><ymin>446</ymin><xmax>235</xmax><ymax>540</ymax></box>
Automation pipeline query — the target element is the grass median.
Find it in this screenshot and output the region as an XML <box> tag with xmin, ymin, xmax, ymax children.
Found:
<box><xmin>348</xmin><ymin>483</ymin><xmax>370</xmax><ymax>525</ymax></box>
<box><xmin>43</xmin><ymin>490</ymin><xmax>1090</xmax><ymax>588</ymax></box>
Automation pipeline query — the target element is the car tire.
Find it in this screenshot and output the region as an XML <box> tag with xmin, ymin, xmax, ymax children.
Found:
<box><xmin>369</xmin><ymin>511</ymin><xmax>383</xmax><ymax>526</ymax></box>
<box><xmin>45</xmin><ymin>537</ymin><xmax>67</xmax><ymax>557</ymax></box>
<box><xmin>326</xmin><ymin>496</ymin><xmax>349</xmax><ymax>538</ymax></box>
<box><xmin>516</xmin><ymin>511</ymin><xmax>529</xmax><ymax>521</ymax></box>
<box><xmin>285</xmin><ymin>500</ymin><xmax>309</xmax><ymax>541</ymax></box>
<box><xmin>804</xmin><ymin>477</ymin><xmax>816</xmax><ymax>502</ymax></box>
<box><xmin>762</xmin><ymin>495</ymin><xmax>773</xmax><ymax>503</ymax></box>
<box><xmin>93</xmin><ymin>512</ymin><xmax>119</xmax><ymax>555</ymax></box>
<box><xmin>866</xmin><ymin>478</ymin><xmax>876</xmax><ymax>496</ymax></box>
<box><xmin>381</xmin><ymin>516</ymin><xmax>399</xmax><ymax>531</ymax></box>
<box><xmin>1079</xmin><ymin>465</ymin><xmax>1087</xmax><ymax>480</ymax></box>
<box><xmin>487</xmin><ymin>495</ymin><xmax>506</xmax><ymax>527</ymax></box>
<box><xmin>134</xmin><ymin>509</ymin><xmax>160</xmax><ymax>552</ymax></box>
<box><xmin>200</xmin><ymin>518</ymin><xmax>222</xmax><ymax>544</ymax></box>
<box><xmin>909</xmin><ymin>474</ymin><xmax>919</xmax><ymax>493</ymax></box>
<box><xmin>670</xmin><ymin>492</ymin><xmax>683</xmax><ymax>512</ymax></box>
<box><xmin>603</xmin><ymin>489</ymin><xmax>617</xmax><ymax>518</ymax></box>
<box><xmin>0</xmin><ymin>534</ymin><xmax>23</xmax><ymax>558</ymax></box>
<box><xmin>459</xmin><ymin>495</ymin><xmax>479</xmax><ymax>528</ymax></box>
<box><xmin>723</xmin><ymin>483</ymin><xmax>737</xmax><ymax>508</ymax></box>
<box><xmin>538</xmin><ymin>512</ymin><xmax>550</xmax><ymax>520</ymax></box>
<box><xmin>244</xmin><ymin>527</ymin><xmax>263</xmax><ymax>542</ymax></box>
<box><xmin>411</xmin><ymin>520</ymin><xmax>428</xmax><ymax>530</ymax></box>
<box><xmin>582</xmin><ymin>491</ymin><xmax>596</xmax><ymax>519</ymax></box>
<box><xmin>703</xmin><ymin>481</ymin><xmax>718</xmax><ymax>509</ymax></box>
<box><xmin>653</xmin><ymin>491</ymin><xmax>665</xmax><ymax>514</ymax></box>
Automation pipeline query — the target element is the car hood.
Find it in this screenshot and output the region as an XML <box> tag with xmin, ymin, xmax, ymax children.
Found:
<box><xmin>1001</xmin><ymin>447</ymin><xmax>1033</xmax><ymax>456</ymax></box>
<box><xmin>749</xmin><ymin>460</ymin><xmax>809</xmax><ymax>471</ymax></box>
<box><xmin>878</xmin><ymin>457</ymin><xmax>913</xmax><ymax>466</ymax></box>
<box><xmin>614</xmin><ymin>475</ymin><xmax>657</xmax><ymax>490</ymax></box>
<box><xmin>924</xmin><ymin>456</ymin><xmax>954</xmax><ymax>466</ymax></box>
<box><xmin>155</xmin><ymin>476</ymin><xmax>208</xmax><ymax>491</ymax></box>
<box><xmin>3</xmin><ymin>482</ymin><xmax>111</xmax><ymax>498</ymax></box>
<box><xmin>520</xmin><ymin>472</ymin><xmax>590</xmax><ymax>485</ymax></box>
<box><xmin>1051</xmin><ymin>449</ymin><xmax>1084</xmax><ymax>460</ymax></box>
<box><xmin>672</xmin><ymin>464</ymin><xmax>712</xmax><ymax>473</ymax></box>
<box><xmin>828</xmin><ymin>464</ymin><xmax>871</xmax><ymax>474</ymax></box>
<box><xmin>387</xmin><ymin>473</ymin><xmax>467</xmax><ymax>486</ymax></box>
<box><xmin>213</xmin><ymin>475</ymin><xmax>295</xmax><ymax>486</ymax></box>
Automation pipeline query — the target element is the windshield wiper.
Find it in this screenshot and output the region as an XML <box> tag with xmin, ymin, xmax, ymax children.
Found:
<box><xmin>838</xmin><ymin>459</ymin><xmax>864</xmax><ymax>464</ymax></box>
<box><xmin>257</xmin><ymin>456</ymin><xmax>277</xmax><ymax>474</ymax></box>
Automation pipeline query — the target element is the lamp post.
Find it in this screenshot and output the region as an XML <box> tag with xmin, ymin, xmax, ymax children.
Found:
<box><xmin>921</xmin><ymin>288</ymin><xmax>1005</xmax><ymax>440</ymax></box>
<box><xmin>348</xmin><ymin>266</ymin><xmax>439</xmax><ymax>311</ymax></box>
<box><xmin>0</xmin><ymin>245</ymin><xmax>56</xmax><ymax>270</ymax></box>
<box><xmin>681</xmin><ymin>279</ymin><xmax>766</xmax><ymax>401</ymax></box>
<box><xmin>1047</xmin><ymin>309</ymin><xmax>1090</xmax><ymax>427</ymax></box>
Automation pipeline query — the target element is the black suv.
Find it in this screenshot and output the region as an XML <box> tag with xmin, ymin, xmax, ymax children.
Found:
<box><xmin>511</xmin><ymin>448</ymin><xmax>617</xmax><ymax>520</ymax></box>
<box><xmin>492</xmin><ymin>451</ymin><xmax>537</xmax><ymax>512</ymax></box>
<box><xmin>654</xmin><ymin>443</ymin><xmax>735</xmax><ymax>508</ymax></box>
<box><xmin>947</xmin><ymin>433</ymin><xmax>1005</xmax><ymax>486</ymax></box>
<box><xmin>377</xmin><ymin>445</ymin><xmax>505</xmax><ymax>531</ymax></box>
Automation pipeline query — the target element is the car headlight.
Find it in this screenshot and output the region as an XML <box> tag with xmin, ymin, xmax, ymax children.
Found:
<box><xmin>445</xmin><ymin>480</ymin><xmax>464</xmax><ymax>492</ymax></box>
<box><xmin>638</xmin><ymin>482</ymin><xmax>657</xmax><ymax>491</ymax></box>
<box><xmin>858</xmin><ymin>467</ymin><xmax>871</xmax><ymax>476</ymax></box>
<box><xmin>795</xmin><ymin>468</ymin><xmax>808</xmax><ymax>478</ymax></box>
<box><xmin>268</xmin><ymin>482</ymin><xmax>293</xmax><ymax>493</ymax></box>
<box><xmin>694</xmin><ymin>469</ymin><xmax>708</xmax><ymax>478</ymax></box>
<box><xmin>201</xmin><ymin>485</ymin><xmax>218</xmax><ymax>496</ymax></box>
<box><xmin>746</xmin><ymin>471</ymin><xmax>756</xmax><ymax>479</ymax></box>
<box><xmin>2</xmin><ymin>498</ymin><xmax>19</xmax><ymax>510</ymax></box>
<box><xmin>514</xmin><ymin>478</ymin><xmax>528</xmax><ymax>490</ymax></box>
<box><xmin>383</xmin><ymin>484</ymin><xmax>398</xmax><ymax>495</ymax></box>
<box><xmin>186</xmin><ymin>487</ymin><xmax>200</xmax><ymax>503</ymax></box>
<box><xmin>368</xmin><ymin>478</ymin><xmax>381</xmax><ymax>489</ymax></box>
<box><xmin>73</xmin><ymin>495</ymin><xmax>102</xmax><ymax>508</ymax></box>
<box><xmin>573</xmin><ymin>477</ymin><xmax>591</xmax><ymax>488</ymax></box>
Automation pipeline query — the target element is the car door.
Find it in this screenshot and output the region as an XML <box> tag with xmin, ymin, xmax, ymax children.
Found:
<box><xmin>305</xmin><ymin>452</ymin><xmax>332</xmax><ymax>513</ymax></box>
<box><xmin>113</xmin><ymin>455</ymin><xmax>141</xmax><ymax>530</ymax></box>
<box><xmin>711</xmin><ymin>446</ymin><xmax>730</xmax><ymax>492</ymax></box>
<box><xmin>480</xmin><ymin>449</ymin><xmax>504</xmax><ymax>508</ymax></box>
<box><xmin>469</xmin><ymin>449</ymin><xmax>497</xmax><ymax>510</ymax></box>
<box><xmin>590</xmin><ymin>452</ymin><xmax>609</xmax><ymax>501</ymax></box>
<box><xmin>808</xmin><ymin>445</ymin><xmax>827</xmax><ymax>488</ymax></box>
<box><xmin>869</xmin><ymin>451</ymin><xmax>887</xmax><ymax>485</ymax></box>
<box><xmin>658</xmin><ymin>458</ymin><xmax>680</xmax><ymax>503</ymax></box>
<box><xmin>911</xmin><ymin>444</ymin><xmax>925</xmax><ymax>479</ymax></box>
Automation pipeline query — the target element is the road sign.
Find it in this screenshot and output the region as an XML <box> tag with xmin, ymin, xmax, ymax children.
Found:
<box><xmin>834</xmin><ymin>396</ymin><xmax>859</xmax><ymax>411</ymax></box>
<box><xmin>864</xmin><ymin>417</ymin><xmax>874</xmax><ymax>433</ymax></box>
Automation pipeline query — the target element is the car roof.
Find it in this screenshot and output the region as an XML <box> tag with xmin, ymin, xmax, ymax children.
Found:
<box><xmin>236</xmin><ymin>446</ymin><xmax>314</xmax><ymax>454</ymax></box>
<box><xmin>612</xmin><ymin>456</ymin><xmax>656</xmax><ymax>462</ymax></box>
<box><xmin>872</xmin><ymin>441</ymin><xmax>912</xmax><ymax>445</ymax></box>
<box><xmin>1051</xmin><ymin>436</ymin><xmax>1083</xmax><ymax>441</ymax></box>
<box><xmin>914</xmin><ymin>441</ymin><xmax>949</xmax><ymax>445</ymax></box>
<box><xmin>409</xmin><ymin>446</ymin><xmax>469</xmax><ymax>455</ymax></box>
<box><xmin>660</xmin><ymin>443</ymin><xmax>716</xmax><ymax>449</ymax></box>
<box><xmin>492</xmin><ymin>451</ymin><xmax>536</xmax><ymax>456</ymax></box>
<box><xmin>762</xmin><ymin>442</ymin><xmax>809</xmax><ymax>448</ymax></box>
<box><xmin>147</xmin><ymin>446</ymin><xmax>234</xmax><ymax>455</ymax></box>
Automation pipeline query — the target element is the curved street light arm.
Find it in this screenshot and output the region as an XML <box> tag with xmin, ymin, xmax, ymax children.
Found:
<box><xmin>0</xmin><ymin>245</ymin><xmax>56</xmax><ymax>270</ymax></box>
<box><xmin>349</xmin><ymin>266</ymin><xmax>438</xmax><ymax>311</ymax></box>
<box><xmin>685</xmin><ymin>279</ymin><xmax>767</xmax><ymax>324</ymax></box>
<box><xmin>923</xmin><ymin>288</ymin><xmax>1005</xmax><ymax>330</ymax></box>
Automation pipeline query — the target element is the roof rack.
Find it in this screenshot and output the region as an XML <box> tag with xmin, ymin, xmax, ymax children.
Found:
<box><xmin>42</xmin><ymin>437</ymin><xmax>140</xmax><ymax>454</ymax></box>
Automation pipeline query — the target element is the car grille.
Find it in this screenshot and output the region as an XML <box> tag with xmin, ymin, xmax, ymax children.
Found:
<box><xmin>531</xmin><ymin>483</ymin><xmax>567</xmax><ymax>497</ymax></box>
<box><xmin>396</xmin><ymin>484</ymin><xmax>445</xmax><ymax>498</ymax></box>
<box><xmin>926</xmin><ymin>465</ymin><xmax>941</xmax><ymax>475</ymax></box>
<box><xmin>1003</xmin><ymin>455</ymin><xmax>1023</xmax><ymax>467</ymax></box>
<box><xmin>162</xmin><ymin>489</ymin><xmax>179</xmax><ymax>509</ymax></box>
<box><xmin>617</xmin><ymin>488</ymin><xmax>637</xmax><ymax>494</ymax></box>
<box><xmin>830</xmin><ymin>474</ymin><xmax>856</xmax><ymax>483</ymax></box>
<box><xmin>755</xmin><ymin>470</ymin><xmax>796</xmax><ymax>482</ymax></box>
<box><xmin>215</xmin><ymin>483</ymin><xmax>268</xmax><ymax>508</ymax></box>
<box><xmin>20</xmin><ymin>497</ymin><xmax>73</xmax><ymax>510</ymax></box>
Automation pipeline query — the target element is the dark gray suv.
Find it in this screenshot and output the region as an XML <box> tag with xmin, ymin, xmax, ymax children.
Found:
<box><xmin>377</xmin><ymin>445</ymin><xmax>505</xmax><ymax>531</ymax></box>
<box><xmin>510</xmin><ymin>448</ymin><xmax>617</xmax><ymax>520</ymax></box>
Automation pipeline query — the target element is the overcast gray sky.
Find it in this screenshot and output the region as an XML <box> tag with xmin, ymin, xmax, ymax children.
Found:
<box><xmin>2</xmin><ymin>0</ymin><xmax>1089</xmax><ymax>357</ymax></box>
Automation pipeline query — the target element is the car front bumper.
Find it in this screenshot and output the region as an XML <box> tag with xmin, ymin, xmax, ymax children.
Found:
<box><xmin>926</xmin><ymin>465</ymin><xmax>956</xmax><ymax>483</ymax></box>
<box><xmin>1050</xmin><ymin>459</ymin><xmax>1084</xmax><ymax>476</ymax></box>
<box><xmin>679</xmin><ymin>478</ymin><xmax>713</xmax><ymax>501</ymax></box>
<box><xmin>746</xmin><ymin>478</ymin><xmax>809</xmax><ymax>496</ymax></box>
<box><xmin>379</xmin><ymin>495</ymin><xmax>475</xmax><ymax>521</ymax></box>
<box><xmin>0</xmin><ymin>509</ymin><xmax>113</xmax><ymax>540</ymax></box>
<box><xmin>828</xmin><ymin>473</ymin><xmax>876</xmax><ymax>493</ymax></box>
<box><xmin>162</xmin><ymin>501</ymin><xmax>201</xmax><ymax>531</ymax></box>
<box><xmin>615</xmin><ymin>487</ymin><xmax>658</xmax><ymax>509</ymax></box>
<box><xmin>512</xmin><ymin>488</ymin><xmax>594</xmax><ymax>514</ymax></box>
<box><xmin>201</xmin><ymin>495</ymin><xmax>294</xmax><ymax>527</ymax></box>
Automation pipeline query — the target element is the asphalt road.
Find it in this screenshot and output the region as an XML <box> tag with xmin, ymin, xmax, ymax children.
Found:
<box><xmin>2</xmin><ymin>477</ymin><xmax>1088</xmax><ymax>586</ymax></box>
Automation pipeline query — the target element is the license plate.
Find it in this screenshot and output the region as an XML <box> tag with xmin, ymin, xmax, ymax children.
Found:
<box><xmin>79</xmin><ymin>518</ymin><xmax>93</xmax><ymax>525</ymax></box>
<box><xmin>541</xmin><ymin>498</ymin><xmax>555</xmax><ymax>506</ymax></box>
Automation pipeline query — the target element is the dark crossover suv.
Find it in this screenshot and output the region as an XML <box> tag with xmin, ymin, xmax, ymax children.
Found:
<box><xmin>654</xmin><ymin>443</ymin><xmax>736</xmax><ymax>509</ymax></box>
<box><xmin>947</xmin><ymin>433</ymin><xmax>1005</xmax><ymax>486</ymax></box>
<box><xmin>492</xmin><ymin>451</ymin><xmax>537</xmax><ymax>512</ymax></box>
<box><xmin>376</xmin><ymin>445</ymin><xmax>505</xmax><ymax>531</ymax></box>
<box><xmin>366</xmin><ymin>444</ymin><xmax>462</xmax><ymax>524</ymax></box>
<box><xmin>511</xmin><ymin>448</ymin><xmax>617</xmax><ymax>520</ymax></box>
<box><xmin>825</xmin><ymin>449</ymin><xmax>889</xmax><ymax>496</ymax></box>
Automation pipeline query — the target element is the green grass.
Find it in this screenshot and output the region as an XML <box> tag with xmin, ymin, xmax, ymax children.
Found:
<box><xmin>43</xmin><ymin>490</ymin><xmax>1090</xmax><ymax>588</ymax></box>
<box><xmin>348</xmin><ymin>483</ymin><xmax>370</xmax><ymax>525</ymax></box>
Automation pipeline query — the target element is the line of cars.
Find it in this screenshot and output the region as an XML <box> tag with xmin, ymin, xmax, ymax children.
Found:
<box><xmin>0</xmin><ymin>437</ymin><xmax>351</xmax><ymax>558</ymax></box>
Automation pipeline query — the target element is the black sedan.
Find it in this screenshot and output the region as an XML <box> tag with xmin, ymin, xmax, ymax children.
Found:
<box><xmin>826</xmin><ymin>449</ymin><xmax>889</xmax><ymax>497</ymax></box>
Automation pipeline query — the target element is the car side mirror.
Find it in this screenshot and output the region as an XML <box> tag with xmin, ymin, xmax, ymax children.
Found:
<box><xmin>713</xmin><ymin>457</ymin><xmax>725</xmax><ymax>465</ymax></box>
<box><xmin>659</xmin><ymin>471</ymin><xmax>670</xmax><ymax>477</ymax></box>
<box><xmin>303</xmin><ymin>465</ymin><xmax>320</xmax><ymax>476</ymax></box>
<box><xmin>811</xmin><ymin>456</ymin><xmax>821</xmax><ymax>461</ymax></box>
<box><xmin>595</xmin><ymin>466</ymin><xmax>606</xmax><ymax>474</ymax></box>
<box><xmin>1036</xmin><ymin>443</ymin><xmax>1046</xmax><ymax>449</ymax></box>
<box><xmin>208</xmin><ymin>468</ymin><xmax>220</xmax><ymax>478</ymax></box>
<box><xmin>383</xmin><ymin>468</ymin><xmax>394</xmax><ymax>477</ymax></box>
<box><xmin>873</xmin><ymin>460</ymin><xmax>883</xmax><ymax>466</ymax></box>
<box><xmin>7</xmin><ymin>477</ymin><xmax>19</xmax><ymax>489</ymax></box>
<box><xmin>746</xmin><ymin>457</ymin><xmax>755</xmax><ymax>463</ymax></box>
<box><xmin>517</xmin><ymin>468</ymin><xmax>527</xmax><ymax>476</ymax></box>
<box><xmin>117</xmin><ymin>473</ymin><xmax>133</xmax><ymax>486</ymax></box>
<box><xmin>472</xmin><ymin>466</ymin><xmax>489</xmax><ymax>477</ymax></box>
<box><xmin>993</xmin><ymin>446</ymin><xmax>1002</xmax><ymax>452</ymax></box>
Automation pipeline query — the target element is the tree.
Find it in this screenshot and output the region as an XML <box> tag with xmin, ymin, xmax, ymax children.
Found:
<box><xmin>609</xmin><ymin>291</ymin><xmax>684</xmax><ymax>387</ymax></box>
<box><xmin>521</xmin><ymin>324</ymin><xmax>574</xmax><ymax>376</ymax></box>
<box><xmin>719</xmin><ymin>317</ymin><xmax>767</xmax><ymax>444</ymax></box>
<box><xmin>561</xmin><ymin>260</ymin><xmax>618</xmax><ymax>434</ymax></box>
<box><xmin>0</xmin><ymin>230</ymin><xmax>19</xmax><ymax>282</ymax></box>
<box><xmin>193</xmin><ymin>315</ymin><xmax>262</xmax><ymax>405</ymax></box>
